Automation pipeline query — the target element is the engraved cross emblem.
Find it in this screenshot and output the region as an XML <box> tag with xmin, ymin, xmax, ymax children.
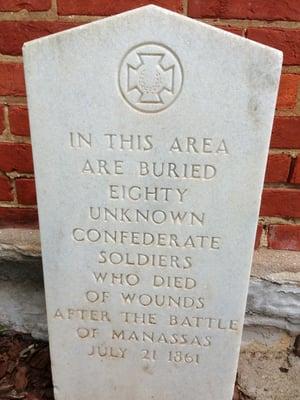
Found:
<box><xmin>119</xmin><ymin>43</ymin><xmax>183</xmax><ymax>113</ymax></box>
<box><xmin>127</xmin><ymin>53</ymin><xmax>174</xmax><ymax>104</ymax></box>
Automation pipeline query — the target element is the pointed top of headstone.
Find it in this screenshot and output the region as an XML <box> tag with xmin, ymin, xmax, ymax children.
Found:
<box><xmin>23</xmin><ymin>4</ymin><xmax>282</xmax><ymax>64</ymax></box>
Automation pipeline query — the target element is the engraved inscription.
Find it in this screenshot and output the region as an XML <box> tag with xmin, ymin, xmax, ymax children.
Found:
<box><xmin>119</xmin><ymin>43</ymin><xmax>183</xmax><ymax>113</ymax></box>
<box><xmin>59</xmin><ymin>129</ymin><xmax>239</xmax><ymax>367</ymax></box>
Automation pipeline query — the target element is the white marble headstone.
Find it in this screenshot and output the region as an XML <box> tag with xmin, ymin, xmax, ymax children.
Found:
<box><xmin>23</xmin><ymin>6</ymin><xmax>282</xmax><ymax>400</ymax></box>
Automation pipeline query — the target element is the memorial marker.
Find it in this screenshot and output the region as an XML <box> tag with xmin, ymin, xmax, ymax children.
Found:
<box><xmin>23</xmin><ymin>6</ymin><xmax>282</xmax><ymax>400</ymax></box>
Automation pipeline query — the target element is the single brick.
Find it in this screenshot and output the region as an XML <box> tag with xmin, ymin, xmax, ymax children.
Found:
<box><xmin>188</xmin><ymin>0</ymin><xmax>300</xmax><ymax>21</ymax></box>
<box><xmin>290</xmin><ymin>157</ymin><xmax>300</xmax><ymax>184</ymax></box>
<box><xmin>264</xmin><ymin>154</ymin><xmax>291</xmax><ymax>183</ymax></box>
<box><xmin>0</xmin><ymin>63</ymin><xmax>25</xmax><ymax>96</ymax></box>
<box><xmin>0</xmin><ymin>105</ymin><xmax>4</xmax><ymax>134</ymax></box>
<box><xmin>247</xmin><ymin>28</ymin><xmax>300</xmax><ymax>65</ymax></box>
<box><xmin>276</xmin><ymin>74</ymin><xmax>300</xmax><ymax>110</ymax></box>
<box><xmin>0</xmin><ymin>176</ymin><xmax>13</xmax><ymax>201</ymax></box>
<box><xmin>260</xmin><ymin>188</ymin><xmax>300</xmax><ymax>218</ymax></box>
<box><xmin>9</xmin><ymin>106</ymin><xmax>30</xmax><ymax>137</ymax></box>
<box><xmin>0</xmin><ymin>143</ymin><xmax>33</xmax><ymax>173</ymax></box>
<box><xmin>15</xmin><ymin>178</ymin><xmax>36</xmax><ymax>205</ymax></box>
<box><xmin>268</xmin><ymin>224</ymin><xmax>300</xmax><ymax>251</ymax></box>
<box><xmin>57</xmin><ymin>0</ymin><xmax>183</xmax><ymax>16</ymax></box>
<box><xmin>0</xmin><ymin>0</ymin><xmax>51</xmax><ymax>11</ymax></box>
<box><xmin>255</xmin><ymin>224</ymin><xmax>263</xmax><ymax>249</ymax></box>
<box><xmin>0</xmin><ymin>207</ymin><xmax>38</xmax><ymax>228</ymax></box>
<box><xmin>0</xmin><ymin>21</ymin><xmax>79</xmax><ymax>56</ymax></box>
<box><xmin>271</xmin><ymin>117</ymin><xmax>300</xmax><ymax>148</ymax></box>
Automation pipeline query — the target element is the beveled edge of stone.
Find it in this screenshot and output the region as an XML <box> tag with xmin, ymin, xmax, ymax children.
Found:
<box><xmin>0</xmin><ymin>228</ymin><xmax>41</xmax><ymax>262</ymax></box>
<box><xmin>22</xmin><ymin>4</ymin><xmax>283</xmax><ymax>63</ymax></box>
<box><xmin>252</xmin><ymin>249</ymin><xmax>300</xmax><ymax>284</ymax></box>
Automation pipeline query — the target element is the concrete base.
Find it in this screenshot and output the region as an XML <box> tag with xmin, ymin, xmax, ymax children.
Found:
<box><xmin>0</xmin><ymin>229</ymin><xmax>299</xmax><ymax>399</ymax></box>
<box><xmin>0</xmin><ymin>228</ymin><xmax>299</xmax><ymax>339</ymax></box>
<box><xmin>239</xmin><ymin>327</ymin><xmax>300</xmax><ymax>400</ymax></box>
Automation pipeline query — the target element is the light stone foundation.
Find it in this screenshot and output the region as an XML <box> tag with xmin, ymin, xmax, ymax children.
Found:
<box><xmin>1</xmin><ymin>228</ymin><xmax>299</xmax><ymax>399</ymax></box>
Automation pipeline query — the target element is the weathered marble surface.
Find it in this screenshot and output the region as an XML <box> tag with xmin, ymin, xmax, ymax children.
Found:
<box><xmin>23</xmin><ymin>5</ymin><xmax>282</xmax><ymax>400</ymax></box>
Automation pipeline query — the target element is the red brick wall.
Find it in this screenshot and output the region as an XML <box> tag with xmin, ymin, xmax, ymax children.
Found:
<box><xmin>0</xmin><ymin>0</ymin><xmax>299</xmax><ymax>251</ymax></box>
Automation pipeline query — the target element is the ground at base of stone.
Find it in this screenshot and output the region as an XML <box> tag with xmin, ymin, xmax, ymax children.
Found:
<box><xmin>0</xmin><ymin>330</ymin><xmax>245</xmax><ymax>400</ymax></box>
<box><xmin>0</xmin><ymin>331</ymin><xmax>53</xmax><ymax>400</ymax></box>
